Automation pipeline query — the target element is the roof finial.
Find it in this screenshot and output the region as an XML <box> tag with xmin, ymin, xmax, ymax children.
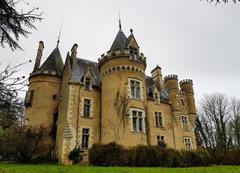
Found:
<box><xmin>118</xmin><ymin>12</ymin><xmax>122</xmax><ymax>30</ymax></box>
<box><xmin>57</xmin><ymin>20</ymin><xmax>63</xmax><ymax>47</ymax></box>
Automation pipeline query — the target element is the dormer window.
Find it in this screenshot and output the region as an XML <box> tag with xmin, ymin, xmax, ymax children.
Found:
<box><xmin>181</xmin><ymin>98</ymin><xmax>185</xmax><ymax>106</ymax></box>
<box><xmin>130</xmin><ymin>47</ymin><xmax>139</xmax><ymax>61</ymax></box>
<box><xmin>85</xmin><ymin>77</ymin><xmax>91</xmax><ymax>90</ymax></box>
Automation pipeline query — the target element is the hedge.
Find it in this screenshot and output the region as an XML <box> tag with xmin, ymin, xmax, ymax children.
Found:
<box><xmin>89</xmin><ymin>142</ymin><xmax>211</xmax><ymax>167</ymax></box>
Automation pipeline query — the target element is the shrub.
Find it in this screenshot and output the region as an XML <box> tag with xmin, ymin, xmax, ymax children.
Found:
<box><xmin>88</xmin><ymin>142</ymin><xmax>212</xmax><ymax>167</ymax></box>
<box><xmin>0</xmin><ymin>125</ymin><xmax>53</xmax><ymax>163</ymax></box>
<box><xmin>89</xmin><ymin>142</ymin><xmax>126</xmax><ymax>166</ymax></box>
<box><xmin>162</xmin><ymin>148</ymin><xmax>184</xmax><ymax>167</ymax></box>
<box><xmin>68</xmin><ymin>147</ymin><xmax>84</xmax><ymax>165</ymax></box>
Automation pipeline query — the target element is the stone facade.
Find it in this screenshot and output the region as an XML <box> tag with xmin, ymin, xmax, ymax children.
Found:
<box><xmin>24</xmin><ymin>26</ymin><xmax>197</xmax><ymax>164</ymax></box>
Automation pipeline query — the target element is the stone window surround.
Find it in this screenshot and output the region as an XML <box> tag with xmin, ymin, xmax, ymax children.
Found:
<box><xmin>128</xmin><ymin>78</ymin><xmax>143</xmax><ymax>101</ymax></box>
<box><xmin>183</xmin><ymin>137</ymin><xmax>192</xmax><ymax>151</ymax></box>
<box><xmin>181</xmin><ymin>115</ymin><xmax>189</xmax><ymax>131</ymax></box>
<box><xmin>81</xmin><ymin>97</ymin><xmax>94</xmax><ymax>118</ymax></box>
<box><xmin>79</xmin><ymin>126</ymin><xmax>93</xmax><ymax>150</ymax></box>
<box><xmin>129</xmin><ymin>108</ymin><xmax>146</xmax><ymax>133</ymax></box>
<box><xmin>154</xmin><ymin>111</ymin><xmax>165</xmax><ymax>128</ymax></box>
<box><xmin>157</xmin><ymin>135</ymin><xmax>166</xmax><ymax>144</ymax></box>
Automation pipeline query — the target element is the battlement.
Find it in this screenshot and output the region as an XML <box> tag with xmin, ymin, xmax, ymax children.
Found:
<box><xmin>164</xmin><ymin>74</ymin><xmax>178</xmax><ymax>82</ymax></box>
<box><xmin>179</xmin><ymin>79</ymin><xmax>193</xmax><ymax>86</ymax></box>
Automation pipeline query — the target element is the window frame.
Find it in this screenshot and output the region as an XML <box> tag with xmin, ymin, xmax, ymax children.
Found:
<box><xmin>184</xmin><ymin>137</ymin><xmax>192</xmax><ymax>151</ymax></box>
<box><xmin>130</xmin><ymin>108</ymin><xmax>145</xmax><ymax>133</ymax></box>
<box><xmin>181</xmin><ymin>115</ymin><xmax>189</xmax><ymax>131</ymax></box>
<box><xmin>128</xmin><ymin>78</ymin><xmax>143</xmax><ymax>100</ymax></box>
<box><xmin>154</xmin><ymin>111</ymin><xmax>164</xmax><ymax>128</ymax></box>
<box><xmin>81</xmin><ymin>128</ymin><xmax>90</xmax><ymax>149</ymax></box>
<box><xmin>157</xmin><ymin>135</ymin><xmax>165</xmax><ymax>145</ymax></box>
<box><xmin>84</xmin><ymin>77</ymin><xmax>92</xmax><ymax>90</ymax></box>
<box><xmin>83</xmin><ymin>98</ymin><xmax>91</xmax><ymax>118</ymax></box>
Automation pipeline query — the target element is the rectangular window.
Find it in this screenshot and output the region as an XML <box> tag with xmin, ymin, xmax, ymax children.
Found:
<box><xmin>184</xmin><ymin>137</ymin><xmax>192</xmax><ymax>151</ymax></box>
<box><xmin>155</xmin><ymin>112</ymin><xmax>163</xmax><ymax>127</ymax></box>
<box><xmin>157</xmin><ymin>135</ymin><xmax>165</xmax><ymax>145</ymax></box>
<box><xmin>181</xmin><ymin>98</ymin><xmax>185</xmax><ymax>106</ymax></box>
<box><xmin>129</xmin><ymin>79</ymin><xmax>141</xmax><ymax>99</ymax></box>
<box><xmin>83</xmin><ymin>99</ymin><xmax>91</xmax><ymax>117</ymax></box>
<box><xmin>82</xmin><ymin>128</ymin><xmax>89</xmax><ymax>149</ymax></box>
<box><xmin>132</xmin><ymin>109</ymin><xmax>145</xmax><ymax>132</ymax></box>
<box><xmin>85</xmin><ymin>77</ymin><xmax>91</xmax><ymax>90</ymax></box>
<box><xmin>182</xmin><ymin>116</ymin><xmax>189</xmax><ymax>131</ymax></box>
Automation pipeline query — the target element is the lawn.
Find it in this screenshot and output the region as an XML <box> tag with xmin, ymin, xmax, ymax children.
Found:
<box><xmin>1</xmin><ymin>164</ymin><xmax>240</xmax><ymax>173</ymax></box>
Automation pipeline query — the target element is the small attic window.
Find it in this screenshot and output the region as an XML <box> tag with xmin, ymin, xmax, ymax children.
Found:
<box><xmin>81</xmin><ymin>77</ymin><xmax>84</xmax><ymax>83</ymax></box>
<box><xmin>129</xmin><ymin>47</ymin><xmax>139</xmax><ymax>61</ymax></box>
<box><xmin>85</xmin><ymin>77</ymin><xmax>91</xmax><ymax>90</ymax></box>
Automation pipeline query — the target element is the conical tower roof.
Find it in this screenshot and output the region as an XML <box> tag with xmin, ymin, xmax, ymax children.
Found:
<box><xmin>38</xmin><ymin>47</ymin><xmax>64</xmax><ymax>76</ymax></box>
<box><xmin>109</xmin><ymin>28</ymin><xmax>127</xmax><ymax>51</ymax></box>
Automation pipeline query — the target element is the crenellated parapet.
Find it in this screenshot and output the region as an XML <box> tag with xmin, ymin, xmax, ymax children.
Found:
<box><xmin>98</xmin><ymin>48</ymin><xmax>147</xmax><ymax>68</ymax></box>
<box><xmin>164</xmin><ymin>74</ymin><xmax>179</xmax><ymax>91</ymax></box>
<box><xmin>179</xmin><ymin>79</ymin><xmax>196</xmax><ymax>114</ymax></box>
<box><xmin>179</xmin><ymin>79</ymin><xmax>193</xmax><ymax>87</ymax></box>
<box><xmin>100</xmin><ymin>65</ymin><xmax>145</xmax><ymax>78</ymax></box>
<box><xmin>179</xmin><ymin>79</ymin><xmax>194</xmax><ymax>95</ymax></box>
<box><xmin>164</xmin><ymin>74</ymin><xmax>178</xmax><ymax>82</ymax></box>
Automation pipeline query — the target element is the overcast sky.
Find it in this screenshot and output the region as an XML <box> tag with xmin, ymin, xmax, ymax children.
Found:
<box><xmin>1</xmin><ymin>0</ymin><xmax>240</xmax><ymax>103</ymax></box>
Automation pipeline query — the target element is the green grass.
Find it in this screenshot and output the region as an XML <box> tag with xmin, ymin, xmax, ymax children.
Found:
<box><xmin>1</xmin><ymin>164</ymin><xmax>240</xmax><ymax>173</ymax></box>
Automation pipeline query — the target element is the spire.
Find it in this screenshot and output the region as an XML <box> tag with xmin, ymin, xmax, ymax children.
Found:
<box><xmin>57</xmin><ymin>20</ymin><xmax>63</xmax><ymax>47</ymax></box>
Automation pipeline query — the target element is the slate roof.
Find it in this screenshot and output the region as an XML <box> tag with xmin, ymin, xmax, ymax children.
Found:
<box><xmin>145</xmin><ymin>76</ymin><xmax>169</xmax><ymax>102</ymax></box>
<box><xmin>110</xmin><ymin>29</ymin><xmax>127</xmax><ymax>51</ymax></box>
<box><xmin>71</xmin><ymin>58</ymin><xmax>101</xmax><ymax>86</ymax></box>
<box><xmin>38</xmin><ymin>47</ymin><xmax>64</xmax><ymax>76</ymax></box>
<box><xmin>70</xmin><ymin>58</ymin><xmax>169</xmax><ymax>101</ymax></box>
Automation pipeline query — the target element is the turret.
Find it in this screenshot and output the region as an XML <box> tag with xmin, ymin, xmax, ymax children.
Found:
<box><xmin>179</xmin><ymin>79</ymin><xmax>196</xmax><ymax>114</ymax></box>
<box><xmin>33</xmin><ymin>41</ymin><xmax>44</xmax><ymax>72</ymax></box>
<box><xmin>99</xmin><ymin>26</ymin><xmax>148</xmax><ymax>145</ymax></box>
<box><xmin>164</xmin><ymin>74</ymin><xmax>180</xmax><ymax>111</ymax></box>
<box><xmin>24</xmin><ymin>42</ymin><xmax>64</xmax><ymax>127</ymax></box>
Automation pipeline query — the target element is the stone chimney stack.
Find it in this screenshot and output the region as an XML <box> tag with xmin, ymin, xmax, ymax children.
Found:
<box><xmin>151</xmin><ymin>65</ymin><xmax>163</xmax><ymax>90</ymax></box>
<box><xmin>33</xmin><ymin>41</ymin><xmax>44</xmax><ymax>72</ymax></box>
<box><xmin>70</xmin><ymin>43</ymin><xmax>78</xmax><ymax>67</ymax></box>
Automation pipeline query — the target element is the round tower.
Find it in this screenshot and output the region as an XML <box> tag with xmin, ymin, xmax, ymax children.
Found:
<box><xmin>99</xmin><ymin>28</ymin><xmax>147</xmax><ymax>145</ymax></box>
<box><xmin>24</xmin><ymin>41</ymin><xmax>64</xmax><ymax>128</ymax></box>
<box><xmin>164</xmin><ymin>74</ymin><xmax>180</xmax><ymax>111</ymax></box>
<box><xmin>179</xmin><ymin>79</ymin><xmax>196</xmax><ymax>114</ymax></box>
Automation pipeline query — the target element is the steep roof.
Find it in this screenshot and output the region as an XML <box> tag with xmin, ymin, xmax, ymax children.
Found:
<box><xmin>145</xmin><ymin>76</ymin><xmax>169</xmax><ymax>102</ymax></box>
<box><xmin>38</xmin><ymin>47</ymin><xmax>64</xmax><ymax>76</ymax></box>
<box><xmin>109</xmin><ymin>29</ymin><xmax>127</xmax><ymax>51</ymax></box>
<box><xmin>71</xmin><ymin>58</ymin><xmax>101</xmax><ymax>86</ymax></box>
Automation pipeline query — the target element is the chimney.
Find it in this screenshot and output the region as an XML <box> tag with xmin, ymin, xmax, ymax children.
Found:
<box><xmin>70</xmin><ymin>43</ymin><xmax>78</xmax><ymax>67</ymax></box>
<box><xmin>33</xmin><ymin>41</ymin><xmax>44</xmax><ymax>72</ymax></box>
<box><xmin>151</xmin><ymin>65</ymin><xmax>163</xmax><ymax>89</ymax></box>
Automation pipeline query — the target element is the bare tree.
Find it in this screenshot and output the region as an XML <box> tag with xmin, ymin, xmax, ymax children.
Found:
<box><xmin>228</xmin><ymin>98</ymin><xmax>240</xmax><ymax>149</ymax></box>
<box><xmin>0</xmin><ymin>0</ymin><xmax>42</xmax><ymax>51</ymax></box>
<box><xmin>196</xmin><ymin>93</ymin><xmax>232</xmax><ymax>156</ymax></box>
<box><xmin>0</xmin><ymin>61</ymin><xmax>30</xmax><ymax>129</ymax></box>
<box><xmin>205</xmin><ymin>0</ymin><xmax>240</xmax><ymax>4</ymax></box>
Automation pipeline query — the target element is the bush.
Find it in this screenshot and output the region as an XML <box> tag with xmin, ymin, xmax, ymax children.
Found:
<box><xmin>89</xmin><ymin>142</ymin><xmax>126</xmax><ymax>166</ymax></box>
<box><xmin>0</xmin><ymin>125</ymin><xmax>53</xmax><ymax>163</ymax></box>
<box><xmin>68</xmin><ymin>147</ymin><xmax>84</xmax><ymax>165</ymax></box>
<box><xmin>88</xmin><ymin>142</ymin><xmax>212</xmax><ymax>167</ymax></box>
<box><xmin>162</xmin><ymin>148</ymin><xmax>184</xmax><ymax>167</ymax></box>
